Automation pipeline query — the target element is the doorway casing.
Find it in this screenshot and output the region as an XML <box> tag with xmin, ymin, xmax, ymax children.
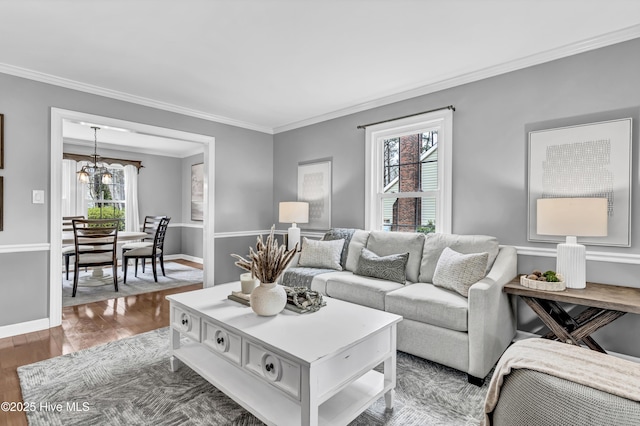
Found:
<box><xmin>49</xmin><ymin>108</ymin><xmax>215</xmax><ymax>327</ymax></box>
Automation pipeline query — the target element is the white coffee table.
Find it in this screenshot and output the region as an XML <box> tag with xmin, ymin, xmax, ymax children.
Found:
<box><xmin>166</xmin><ymin>283</ymin><xmax>402</xmax><ymax>426</ymax></box>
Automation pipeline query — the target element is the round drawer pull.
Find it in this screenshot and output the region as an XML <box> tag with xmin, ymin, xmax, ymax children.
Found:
<box><xmin>261</xmin><ymin>353</ymin><xmax>282</xmax><ymax>382</ymax></box>
<box><xmin>179</xmin><ymin>313</ymin><xmax>191</xmax><ymax>331</ymax></box>
<box><xmin>213</xmin><ymin>330</ymin><xmax>230</xmax><ymax>353</ymax></box>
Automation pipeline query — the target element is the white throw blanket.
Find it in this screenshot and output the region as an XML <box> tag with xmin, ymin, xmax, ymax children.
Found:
<box><xmin>483</xmin><ymin>338</ymin><xmax>640</xmax><ymax>425</ymax></box>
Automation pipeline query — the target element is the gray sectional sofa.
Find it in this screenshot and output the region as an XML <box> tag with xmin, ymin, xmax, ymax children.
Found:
<box><xmin>281</xmin><ymin>229</ymin><xmax>518</xmax><ymax>384</ymax></box>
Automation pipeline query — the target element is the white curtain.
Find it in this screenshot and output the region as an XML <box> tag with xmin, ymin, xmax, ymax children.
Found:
<box><xmin>61</xmin><ymin>159</ymin><xmax>88</xmax><ymax>217</ymax></box>
<box><xmin>124</xmin><ymin>164</ymin><xmax>140</xmax><ymax>232</ymax></box>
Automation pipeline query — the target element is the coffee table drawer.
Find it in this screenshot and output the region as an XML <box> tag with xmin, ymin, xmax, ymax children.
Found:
<box><xmin>202</xmin><ymin>321</ymin><xmax>242</xmax><ymax>365</ymax></box>
<box><xmin>172</xmin><ymin>306</ymin><xmax>201</xmax><ymax>342</ymax></box>
<box><xmin>317</xmin><ymin>327</ymin><xmax>392</xmax><ymax>395</ymax></box>
<box><xmin>244</xmin><ymin>341</ymin><xmax>301</xmax><ymax>400</ymax></box>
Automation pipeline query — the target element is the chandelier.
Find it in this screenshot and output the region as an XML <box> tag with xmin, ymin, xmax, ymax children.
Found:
<box><xmin>76</xmin><ymin>126</ymin><xmax>113</xmax><ymax>184</ymax></box>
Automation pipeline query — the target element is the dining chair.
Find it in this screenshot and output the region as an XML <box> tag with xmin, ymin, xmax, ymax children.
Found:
<box><xmin>62</xmin><ymin>215</ymin><xmax>86</xmax><ymax>280</ymax></box>
<box><xmin>123</xmin><ymin>217</ymin><xmax>171</xmax><ymax>283</ymax></box>
<box><xmin>71</xmin><ymin>218</ymin><xmax>120</xmax><ymax>297</ymax></box>
<box><xmin>121</xmin><ymin>215</ymin><xmax>166</xmax><ymax>271</ymax></box>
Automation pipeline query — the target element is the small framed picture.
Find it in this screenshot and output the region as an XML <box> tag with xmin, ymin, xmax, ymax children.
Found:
<box><xmin>298</xmin><ymin>159</ymin><xmax>332</xmax><ymax>230</ymax></box>
<box><xmin>191</xmin><ymin>163</ymin><xmax>204</xmax><ymax>221</ymax></box>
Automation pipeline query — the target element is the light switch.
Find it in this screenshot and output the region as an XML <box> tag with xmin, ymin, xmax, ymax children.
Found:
<box><xmin>32</xmin><ymin>190</ymin><xmax>45</xmax><ymax>204</ymax></box>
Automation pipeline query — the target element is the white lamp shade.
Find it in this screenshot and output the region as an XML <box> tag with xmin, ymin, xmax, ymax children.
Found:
<box><xmin>279</xmin><ymin>202</ymin><xmax>309</xmax><ymax>224</ymax></box>
<box><xmin>537</xmin><ymin>197</ymin><xmax>608</xmax><ymax>289</ymax></box>
<box><xmin>537</xmin><ymin>198</ymin><xmax>608</xmax><ymax>237</ymax></box>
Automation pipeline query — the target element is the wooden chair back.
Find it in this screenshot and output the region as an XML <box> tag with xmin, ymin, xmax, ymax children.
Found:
<box><xmin>141</xmin><ymin>215</ymin><xmax>167</xmax><ymax>241</ymax></box>
<box><xmin>152</xmin><ymin>217</ymin><xmax>171</xmax><ymax>255</ymax></box>
<box><xmin>63</xmin><ymin>215</ymin><xmax>85</xmax><ymax>232</ymax></box>
<box><xmin>72</xmin><ymin>219</ymin><xmax>120</xmax><ymax>264</ymax></box>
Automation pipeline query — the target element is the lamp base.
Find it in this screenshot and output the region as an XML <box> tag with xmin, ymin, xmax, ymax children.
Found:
<box><xmin>287</xmin><ymin>225</ymin><xmax>300</xmax><ymax>251</ymax></box>
<box><xmin>556</xmin><ymin>236</ymin><xmax>586</xmax><ymax>289</ymax></box>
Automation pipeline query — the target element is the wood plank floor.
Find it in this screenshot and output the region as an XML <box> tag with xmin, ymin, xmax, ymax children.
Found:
<box><xmin>0</xmin><ymin>260</ymin><xmax>203</xmax><ymax>426</ymax></box>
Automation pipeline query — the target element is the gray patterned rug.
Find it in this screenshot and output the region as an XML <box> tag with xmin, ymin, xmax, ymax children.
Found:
<box><xmin>62</xmin><ymin>262</ymin><xmax>203</xmax><ymax>307</ymax></box>
<box><xmin>18</xmin><ymin>328</ymin><xmax>490</xmax><ymax>425</ymax></box>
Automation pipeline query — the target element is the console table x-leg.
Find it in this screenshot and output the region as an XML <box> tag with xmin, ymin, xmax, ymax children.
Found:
<box><xmin>504</xmin><ymin>280</ymin><xmax>640</xmax><ymax>353</ymax></box>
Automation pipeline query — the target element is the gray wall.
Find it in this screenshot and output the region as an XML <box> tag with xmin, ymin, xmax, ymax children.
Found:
<box><xmin>273</xmin><ymin>38</ymin><xmax>640</xmax><ymax>357</ymax></box>
<box><xmin>0</xmin><ymin>71</ymin><xmax>273</xmax><ymax>329</ymax></box>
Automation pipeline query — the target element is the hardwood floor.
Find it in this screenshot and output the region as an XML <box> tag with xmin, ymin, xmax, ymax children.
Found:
<box><xmin>0</xmin><ymin>260</ymin><xmax>203</xmax><ymax>426</ymax></box>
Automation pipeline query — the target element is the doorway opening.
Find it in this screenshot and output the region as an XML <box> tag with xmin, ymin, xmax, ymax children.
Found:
<box><xmin>50</xmin><ymin>108</ymin><xmax>215</xmax><ymax>328</ymax></box>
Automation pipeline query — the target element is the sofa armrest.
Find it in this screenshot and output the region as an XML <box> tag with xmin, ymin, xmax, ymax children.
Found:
<box><xmin>467</xmin><ymin>246</ymin><xmax>518</xmax><ymax>379</ymax></box>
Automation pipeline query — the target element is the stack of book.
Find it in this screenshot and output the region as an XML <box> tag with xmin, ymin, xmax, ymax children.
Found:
<box><xmin>227</xmin><ymin>291</ymin><xmax>250</xmax><ymax>306</ymax></box>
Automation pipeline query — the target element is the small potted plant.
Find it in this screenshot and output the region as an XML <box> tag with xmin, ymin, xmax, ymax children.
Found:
<box><xmin>231</xmin><ymin>225</ymin><xmax>297</xmax><ymax>316</ymax></box>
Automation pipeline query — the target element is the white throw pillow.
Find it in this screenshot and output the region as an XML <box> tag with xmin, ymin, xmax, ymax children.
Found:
<box><xmin>432</xmin><ymin>247</ymin><xmax>489</xmax><ymax>297</ymax></box>
<box><xmin>298</xmin><ymin>237</ymin><xmax>345</xmax><ymax>270</ymax></box>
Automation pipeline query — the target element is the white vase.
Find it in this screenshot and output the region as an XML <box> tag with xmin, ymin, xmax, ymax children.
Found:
<box><xmin>250</xmin><ymin>282</ymin><xmax>287</xmax><ymax>316</ymax></box>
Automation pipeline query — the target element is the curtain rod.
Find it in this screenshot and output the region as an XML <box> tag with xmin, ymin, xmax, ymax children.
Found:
<box><xmin>63</xmin><ymin>152</ymin><xmax>144</xmax><ymax>172</ymax></box>
<box><xmin>357</xmin><ymin>105</ymin><xmax>455</xmax><ymax>129</ymax></box>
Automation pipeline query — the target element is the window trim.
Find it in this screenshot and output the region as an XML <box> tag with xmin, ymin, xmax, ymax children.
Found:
<box><xmin>365</xmin><ymin>109</ymin><xmax>453</xmax><ymax>233</ymax></box>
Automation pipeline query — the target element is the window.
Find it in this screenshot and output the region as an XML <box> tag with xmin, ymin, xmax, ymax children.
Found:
<box><xmin>83</xmin><ymin>163</ymin><xmax>126</xmax><ymax>230</ymax></box>
<box><xmin>365</xmin><ymin>109</ymin><xmax>452</xmax><ymax>233</ymax></box>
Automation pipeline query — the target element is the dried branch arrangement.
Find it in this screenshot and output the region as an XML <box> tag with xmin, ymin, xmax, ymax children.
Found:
<box><xmin>231</xmin><ymin>225</ymin><xmax>297</xmax><ymax>283</ymax></box>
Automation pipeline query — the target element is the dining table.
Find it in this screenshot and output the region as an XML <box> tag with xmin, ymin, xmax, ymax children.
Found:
<box><xmin>62</xmin><ymin>231</ymin><xmax>148</xmax><ymax>286</ymax></box>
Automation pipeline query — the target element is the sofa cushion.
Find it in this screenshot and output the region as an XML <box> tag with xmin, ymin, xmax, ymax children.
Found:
<box><xmin>322</xmin><ymin>228</ymin><xmax>356</xmax><ymax>269</ymax></box>
<box><xmin>355</xmin><ymin>248</ymin><xmax>409</xmax><ymax>284</ymax></box>
<box><xmin>366</xmin><ymin>231</ymin><xmax>425</xmax><ymax>282</ymax></box>
<box><xmin>419</xmin><ymin>233</ymin><xmax>499</xmax><ymax>283</ymax></box>
<box><xmin>298</xmin><ymin>237</ymin><xmax>344</xmax><ymax>270</ymax></box>
<box><xmin>432</xmin><ymin>247</ymin><xmax>489</xmax><ymax>297</ymax></box>
<box><xmin>345</xmin><ymin>230</ymin><xmax>370</xmax><ymax>272</ymax></box>
<box><xmin>326</xmin><ymin>273</ymin><xmax>404</xmax><ymax>310</ymax></box>
<box><xmin>385</xmin><ymin>283</ymin><xmax>469</xmax><ymax>332</ymax></box>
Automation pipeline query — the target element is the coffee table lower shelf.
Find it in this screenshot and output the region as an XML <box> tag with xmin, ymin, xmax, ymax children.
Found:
<box><xmin>172</xmin><ymin>342</ymin><xmax>389</xmax><ymax>426</ymax></box>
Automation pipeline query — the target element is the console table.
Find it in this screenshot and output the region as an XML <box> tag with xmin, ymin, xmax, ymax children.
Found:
<box><xmin>504</xmin><ymin>279</ymin><xmax>640</xmax><ymax>352</ymax></box>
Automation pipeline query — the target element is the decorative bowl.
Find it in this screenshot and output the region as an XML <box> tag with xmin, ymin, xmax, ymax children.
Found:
<box><xmin>520</xmin><ymin>274</ymin><xmax>566</xmax><ymax>291</ymax></box>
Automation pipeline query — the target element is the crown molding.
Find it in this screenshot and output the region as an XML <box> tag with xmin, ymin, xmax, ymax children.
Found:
<box><xmin>0</xmin><ymin>63</ymin><xmax>274</xmax><ymax>135</ymax></box>
<box><xmin>274</xmin><ymin>24</ymin><xmax>640</xmax><ymax>134</ymax></box>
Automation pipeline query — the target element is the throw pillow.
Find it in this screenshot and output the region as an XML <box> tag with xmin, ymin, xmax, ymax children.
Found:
<box><xmin>366</xmin><ymin>231</ymin><xmax>425</xmax><ymax>282</ymax></box>
<box><xmin>322</xmin><ymin>228</ymin><xmax>356</xmax><ymax>269</ymax></box>
<box><xmin>297</xmin><ymin>237</ymin><xmax>344</xmax><ymax>270</ymax></box>
<box><xmin>354</xmin><ymin>247</ymin><xmax>409</xmax><ymax>284</ymax></box>
<box><xmin>432</xmin><ymin>247</ymin><xmax>489</xmax><ymax>297</ymax></box>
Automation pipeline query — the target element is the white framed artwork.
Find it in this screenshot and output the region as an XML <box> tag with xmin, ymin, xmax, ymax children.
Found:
<box><xmin>191</xmin><ymin>163</ymin><xmax>204</xmax><ymax>221</ymax></box>
<box><xmin>528</xmin><ymin>118</ymin><xmax>632</xmax><ymax>246</ymax></box>
<box><xmin>298</xmin><ymin>160</ymin><xmax>332</xmax><ymax>230</ymax></box>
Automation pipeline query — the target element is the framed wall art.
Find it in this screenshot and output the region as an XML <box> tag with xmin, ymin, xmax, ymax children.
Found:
<box><xmin>298</xmin><ymin>159</ymin><xmax>332</xmax><ymax>230</ymax></box>
<box><xmin>191</xmin><ymin>163</ymin><xmax>204</xmax><ymax>221</ymax></box>
<box><xmin>528</xmin><ymin>118</ymin><xmax>632</xmax><ymax>247</ymax></box>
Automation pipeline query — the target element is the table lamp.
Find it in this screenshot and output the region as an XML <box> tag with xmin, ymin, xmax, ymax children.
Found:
<box><xmin>279</xmin><ymin>201</ymin><xmax>309</xmax><ymax>251</ymax></box>
<box><xmin>536</xmin><ymin>197</ymin><xmax>608</xmax><ymax>289</ymax></box>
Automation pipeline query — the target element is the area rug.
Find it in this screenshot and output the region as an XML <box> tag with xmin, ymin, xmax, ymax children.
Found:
<box><xmin>18</xmin><ymin>327</ymin><xmax>490</xmax><ymax>425</ymax></box>
<box><xmin>62</xmin><ymin>262</ymin><xmax>203</xmax><ymax>307</ymax></box>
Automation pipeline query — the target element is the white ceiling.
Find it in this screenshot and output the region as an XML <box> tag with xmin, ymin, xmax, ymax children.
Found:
<box><xmin>62</xmin><ymin>120</ymin><xmax>205</xmax><ymax>158</ymax></box>
<box><xmin>2</xmin><ymin>0</ymin><xmax>640</xmax><ymax>137</ymax></box>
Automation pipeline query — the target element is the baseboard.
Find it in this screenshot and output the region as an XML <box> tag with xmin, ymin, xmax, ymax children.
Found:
<box><xmin>164</xmin><ymin>254</ymin><xmax>203</xmax><ymax>264</ymax></box>
<box><xmin>0</xmin><ymin>318</ymin><xmax>50</xmax><ymax>339</ymax></box>
<box><xmin>513</xmin><ymin>330</ymin><xmax>640</xmax><ymax>363</ymax></box>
